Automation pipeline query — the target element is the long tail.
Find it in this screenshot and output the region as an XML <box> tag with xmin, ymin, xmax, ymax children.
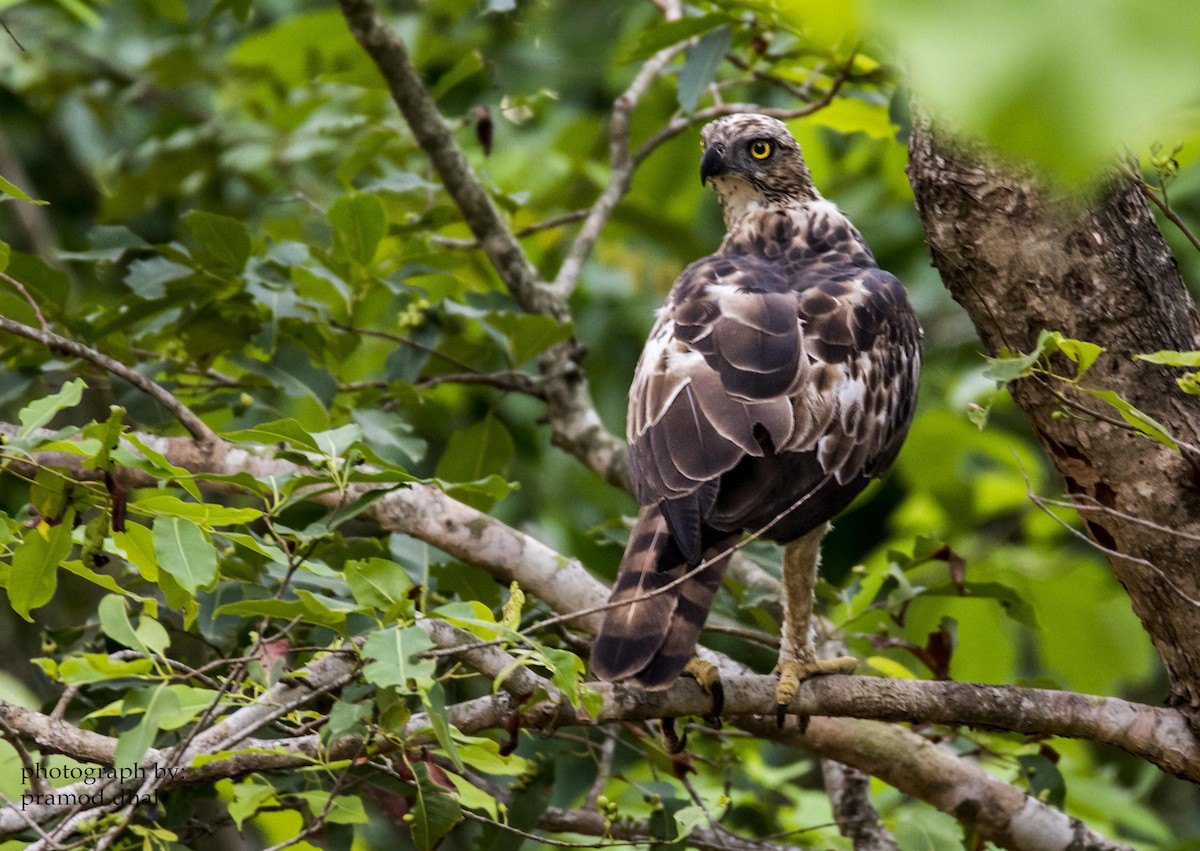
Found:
<box><xmin>591</xmin><ymin>508</ymin><xmax>734</xmax><ymax>689</ymax></box>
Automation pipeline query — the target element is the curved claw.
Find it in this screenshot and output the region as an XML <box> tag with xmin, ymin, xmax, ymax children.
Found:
<box><xmin>660</xmin><ymin>718</ymin><xmax>687</xmax><ymax>754</ymax></box>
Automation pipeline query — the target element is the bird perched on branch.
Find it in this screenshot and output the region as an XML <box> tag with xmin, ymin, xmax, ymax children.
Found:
<box><xmin>591</xmin><ymin>113</ymin><xmax>920</xmax><ymax>728</ymax></box>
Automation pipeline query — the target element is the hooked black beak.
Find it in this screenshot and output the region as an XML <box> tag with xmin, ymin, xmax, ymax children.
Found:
<box><xmin>700</xmin><ymin>146</ymin><xmax>728</xmax><ymax>186</ymax></box>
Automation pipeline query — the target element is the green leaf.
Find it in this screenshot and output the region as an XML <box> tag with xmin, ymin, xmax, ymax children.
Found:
<box><xmin>113</xmin><ymin>523</ymin><xmax>158</xmax><ymax>582</ymax></box>
<box><xmin>982</xmin><ymin>330</ymin><xmax>1056</xmax><ymax>383</ymax></box>
<box><xmin>362</xmin><ymin>625</ymin><xmax>436</xmax><ymax>690</ymax></box>
<box><xmin>224</xmin><ymin>418</ymin><xmax>320</xmax><ymax>452</ymax></box>
<box><xmin>677</xmin><ymin>27</ymin><xmax>731</xmax><ymax>113</ymax></box>
<box><xmin>225</xmin><ymin>779</ymin><xmax>278</xmax><ymax>830</ymax></box>
<box><xmin>328</xmin><ymin>193</ymin><xmax>386</xmax><ymax>267</ymax></box>
<box><xmin>923</xmin><ymin>581</ymin><xmax>1039</xmax><ymax>629</ymax></box>
<box><xmin>294</xmin><ymin>790</ymin><xmax>370</xmax><ymax>825</ymax></box>
<box><xmin>435</xmin><ymin>411</ymin><xmax>514</xmax><ymax>484</ymax></box>
<box><xmin>1053</xmin><ymin>335</ymin><xmax>1103</xmax><ymax>377</ymax></box>
<box><xmin>351</xmin><ymin>409</ymin><xmax>427</xmax><ymax>465</ymax></box>
<box><xmin>623</xmin><ymin>13</ymin><xmax>730</xmax><ymax>62</ymax></box>
<box><xmin>0</xmin><ymin>174</ymin><xmax>47</xmax><ymax>205</ymax></box>
<box><xmin>133</xmin><ymin>494</ymin><xmax>262</xmax><ymax>527</ymax></box>
<box><xmin>152</xmin><ymin>517</ymin><xmax>218</xmax><ymax>593</ymax></box>
<box><xmin>1081</xmin><ymin>388</ymin><xmax>1179</xmax><ymax>450</ymax></box>
<box><xmin>430</xmin><ymin>51</ymin><xmax>485</xmax><ymax>101</ymax></box>
<box><xmin>1135</xmin><ymin>349</ymin><xmax>1200</xmax><ymax>366</ymax></box>
<box><xmin>98</xmin><ymin>594</ymin><xmax>146</xmax><ymax>654</ymax></box>
<box><xmin>806</xmin><ymin>96</ymin><xmax>896</xmax><ymax>140</ymax></box>
<box><xmin>1017</xmin><ymin>754</ymin><xmax>1066</xmax><ymax>809</ymax></box>
<box><xmin>420</xmin><ymin>680</ymin><xmax>462</xmax><ymax>770</ymax></box>
<box><xmin>8</xmin><ymin>512</ymin><xmax>75</xmax><ymax>621</ymax></box>
<box><xmin>115</xmin><ymin>684</ymin><xmax>181</xmax><ymax>767</ymax></box>
<box><xmin>18</xmin><ymin>378</ymin><xmax>86</xmax><ymax>439</ymax></box>
<box><xmin>345</xmin><ymin>558</ymin><xmax>415</xmax><ymax>620</ymax></box>
<box><xmin>119</xmin><ymin>431</ymin><xmax>203</xmax><ymax>500</ymax></box>
<box><xmin>407</xmin><ymin>761</ymin><xmax>462</xmax><ymax>851</ymax></box>
<box><xmin>183</xmin><ymin>210</ymin><xmax>251</xmax><ymax>276</ymax></box>
<box><xmin>483</xmin><ymin>312</ymin><xmax>573</xmax><ymax>365</ymax></box>
<box><xmin>0</xmin><ymin>240</ymin><xmax>10</xmax><ymax>274</ymax></box>
<box><xmin>57</xmin><ymin>654</ymin><xmax>153</xmax><ymax>684</ymax></box>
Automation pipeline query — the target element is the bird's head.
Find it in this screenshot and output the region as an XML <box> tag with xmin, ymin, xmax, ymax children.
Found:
<box><xmin>699</xmin><ymin>113</ymin><xmax>819</xmax><ymax>227</ymax></box>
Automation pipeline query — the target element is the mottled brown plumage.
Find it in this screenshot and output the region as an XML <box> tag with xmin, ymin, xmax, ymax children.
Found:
<box><xmin>591</xmin><ymin>114</ymin><xmax>920</xmax><ymax>696</ymax></box>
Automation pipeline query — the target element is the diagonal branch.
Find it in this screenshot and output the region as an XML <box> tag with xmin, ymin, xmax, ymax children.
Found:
<box><xmin>336</xmin><ymin>0</ymin><xmax>560</xmax><ymax>322</ymax></box>
<box><xmin>0</xmin><ymin>315</ymin><xmax>216</xmax><ymax>445</ymax></box>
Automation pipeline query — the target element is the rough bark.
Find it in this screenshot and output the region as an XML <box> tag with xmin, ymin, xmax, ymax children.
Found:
<box><xmin>908</xmin><ymin>125</ymin><xmax>1200</xmax><ymax>707</ymax></box>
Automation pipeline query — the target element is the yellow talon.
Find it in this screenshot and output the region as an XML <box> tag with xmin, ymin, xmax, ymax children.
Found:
<box><xmin>683</xmin><ymin>657</ymin><xmax>724</xmax><ymax>721</ymax></box>
<box><xmin>775</xmin><ymin>655</ymin><xmax>856</xmax><ymax>728</ymax></box>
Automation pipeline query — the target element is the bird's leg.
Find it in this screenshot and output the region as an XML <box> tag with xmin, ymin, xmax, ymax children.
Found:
<box><xmin>775</xmin><ymin>524</ymin><xmax>856</xmax><ymax>727</ymax></box>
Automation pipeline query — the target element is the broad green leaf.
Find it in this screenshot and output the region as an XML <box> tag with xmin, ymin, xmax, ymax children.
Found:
<box><xmin>623</xmin><ymin>12</ymin><xmax>730</xmax><ymax>62</ymax></box>
<box><xmin>114</xmin><ymin>684</ymin><xmax>181</xmax><ymax>767</ymax></box>
<box><xmin>0</xmin><ymin>174</ymin><xmax>47</xmax><ymax>204</ymax></box>
<box><xmin>57</xmin><ymin>654</ymin><xmax>153</xmax><ymax>684</ymax></box>
<box><xmin>345</xmin><ymin>558</ymin><xmax>415</xmax><ymax>619</ymax></box>
<box><xmin>446</xmin><ymin>772</ymin><xmax>499</xmax><ymax>818</ymax></box>
<box><xmin>184</xmin><ymin>210</ymin><xmax>251</xmax><ymax>276</ymax></box>
<box><xmin>0</xmin><ymin>240</ymin><xmax>9</xmax><ymax>274</ymax></box>
<box><xmin>982</xmin><ymin>330</ymin><xmax>1056</xmax><ymax>383</ymax></box>
<box><xmin>352</xmin><ymin>408</ymin><xmax>426</xmax><ymax>465</ymax></box>
<box><xmin>435</xmin><ymin>411</ymin><xmax>514</xmax><ymax>484</ymax></box>
<box><xmin>152</xmin><ymin>517</ymin><xmax>218</xmax><ymax>593</ymax></box>
<box><xmin>421</xmin><ymin>680</ymin><xmax>462</xmax><ymax>770</ymax></box>
<box><xmin>123</xmin><ymin>256</ymin><xmax>193</xmax><ymax>299</ymax></box>
<box><xmin>1053</xmin><ymin>335</ymin><xmax>1103</xmax><ymax>377</ymax></box>
<box><xmin>134</xmin><ymin>494</ymin><xmax>262</xmax><ymax>527</ymax></box>
<box><xmin>119</xmin><ymin>432</ymin><xmax>203</xmax><ymax>500</ymax></box>
<box><xmin>18</xmin><ymin>378</ymin><xmax>86</xmax><ymax>439</ymax></box>
<box><xmin>677</xmin><ymin>27</ymin><xmax>731</xmax><ymax>113</ymax></box>
<box><xmin>328</xmin><ymin>193</ymin><xmax>386</xmax><ymax>267</ymax></box>
<box><xmin>61</xmin><ymin>561</ymin><xmax>156</xmax><ymax>616</ymax></box>
<box><xmin>362</xmin><ymin>625</ymin><xmax>436</xmax><ymax>690</ymax></box>
<box><xmin>8</xmin><ymin>513</ymin><xmax>74</xmax><ymax>620</ymax></box>
<box><xmin>1017</xmin><ymin>754</ymin><xmax>1066</xmax><ymax>809</ymax></box>
<box><xmin>923</xmin><ymin>581</ymin><xmax>1039</xmax><ymax>629</ymax></box>
<box><xmin>1082</xmin><ymin>388</ymin><xmax>1179</xmax><ymax>450</ymax></box>
<box><xmin>98</xmin><ymin>594</ymin><xmax>146</xmax><ymax>654</ymax></box>
<box><xmin>483</xmin><ymin>312</ymin><xmax>573</xmax><ymax>365</ymax></box>
<box><xmin>224</xmin><ymin>417</ymin><xmax>320</xmax><ymax>452</ymax></box>
<box><xmin>805</xmin><ymin>97</ymin><xmax>895</xmax><ymax>140</ymax></box>
<box><xmin>294</xmin><ymin>790</ymin><xmax>369</xmax><ymax>825</ymax></box>
<box><xmin>429</xmin><ymin>51</ymin><xmax>485</xmax><ymax>101</ymax></box>
<box><xmin>225</xmin><ymin>780</ymin><xmax>278</xmax><ymax>830</ymax></box>
<box><xmin>1135</xmin><ymin>349</ymin><xmax>1200</xmax><ymax>367</ymax></box>
<box><xmin>407</xmin><ymin>761</ymin><xmax>462</xmax><ymax>851</ymax></box>
<box><xmin>113</xmin><ymin>523</ymin><xmax>159</xmax><ymax>581</ymax></box>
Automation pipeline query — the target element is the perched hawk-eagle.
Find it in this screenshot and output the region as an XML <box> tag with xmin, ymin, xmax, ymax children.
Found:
<box><xmin>591</xmin><ymin>114</ymin><xmax>921</xmax><ymax>722</ymax></box>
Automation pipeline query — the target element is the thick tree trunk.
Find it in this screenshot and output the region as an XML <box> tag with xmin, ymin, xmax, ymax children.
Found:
<box><xmin>907</xmin><ymin>126</ymin><xmax>1200</xmax><ymax>708</ymax></box>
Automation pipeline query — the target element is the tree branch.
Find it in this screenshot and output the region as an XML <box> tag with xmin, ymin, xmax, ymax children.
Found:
<box><xmin>336</xmin><ymin>0</ymin><xmax>559</xmax><ymax>322</ymax></box>
<box><xmin>0</xmin><ymin>315</ymin><xmax>216</xmax><ymax>445</ymax></box>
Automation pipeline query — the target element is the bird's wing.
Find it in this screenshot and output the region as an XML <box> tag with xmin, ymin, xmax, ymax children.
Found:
<box><xmin>627</xmin><ymin>249</ymin><xmax>920</xmax><ymax>557</ymax></box>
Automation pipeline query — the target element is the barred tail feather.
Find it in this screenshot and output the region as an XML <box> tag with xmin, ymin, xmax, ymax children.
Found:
<box><xmin>591</xmin><ymin>508</ymin><xmax>734</xmax><ymax>689</ymax></box>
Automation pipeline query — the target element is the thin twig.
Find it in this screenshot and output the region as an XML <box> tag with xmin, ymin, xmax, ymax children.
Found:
<box><xmin>551</xmin><ymin>37</ymin><xmax>692</xmax><ymax>297</ymax></box>
<box><xmin>430</xmin><ymin>208</ymin><xmax>591</xmax><ymax>249</ymax></box>
<box><xmin>1138</xmin><ymin>177</ymin><xmax>1200</xmax><ymax>254</ymax></box>
<box><xmin>0</xmin><ymin>314</ymin><xmax>216</xmax><ymax>444</ymax></box>
<box><xmin>0</xmin><ymin>273</ymin><xmax>47</xmax><ymax>331</ymax></box>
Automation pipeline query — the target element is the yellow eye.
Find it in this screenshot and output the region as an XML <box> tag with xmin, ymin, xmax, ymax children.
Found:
<box><xmin>749</xmin><ymin>140</ymin><xmax>772</xmax><ymax>160</ymax></box>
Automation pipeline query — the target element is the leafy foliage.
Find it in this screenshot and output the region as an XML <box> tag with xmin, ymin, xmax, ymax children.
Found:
<box><xmin>0</xmin><ymin>0</ymin><xmax>1194</xmax><ymax>849</ymax></box>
